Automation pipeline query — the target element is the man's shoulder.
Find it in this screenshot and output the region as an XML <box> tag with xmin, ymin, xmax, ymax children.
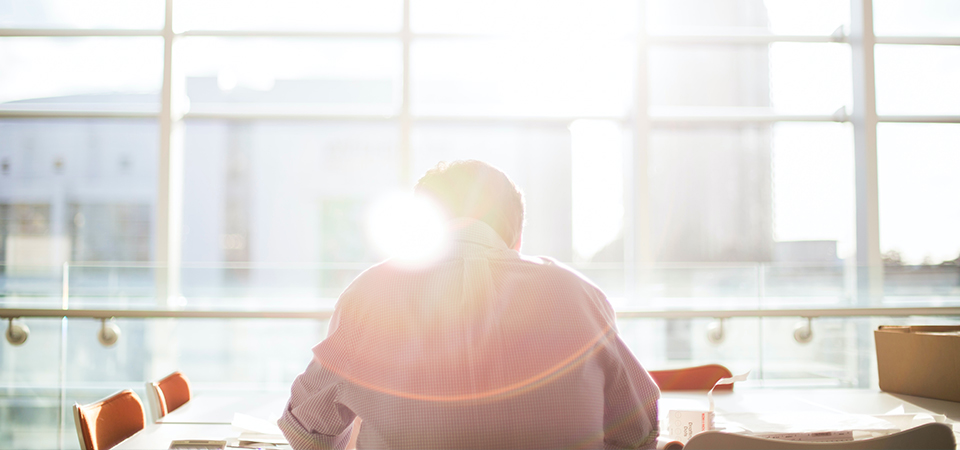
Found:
<box><xmin>341</xmin><ymin>253</ymin><xmax>606</xmax><ymax>300</ymax></box>
<box><xmin>512</xmin><ymin>254</ymin><xmax>606</xmax><ymax>296</ymax></box>
<box><xmin>340</xmin><ymin>259</ymin><xmax>401</xmax><ymax>292</ymax></box>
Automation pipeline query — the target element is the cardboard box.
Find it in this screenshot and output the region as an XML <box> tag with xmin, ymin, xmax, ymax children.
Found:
<box><xmin>874</xmin><ymin>325</ymin><xmax>960</xmax><ymax>403</ymax></box>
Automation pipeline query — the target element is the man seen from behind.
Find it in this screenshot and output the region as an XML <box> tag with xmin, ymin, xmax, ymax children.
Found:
<box><xmin>279</xmin><ymin>160</ymin><xmax>660</xmax><ymax>449</ymax></box>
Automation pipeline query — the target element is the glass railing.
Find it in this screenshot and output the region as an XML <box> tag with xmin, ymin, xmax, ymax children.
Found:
<box><xmin>1</xmin><ymin>261</ymin><xmax>959</xmax><ymax>449</ymax></box>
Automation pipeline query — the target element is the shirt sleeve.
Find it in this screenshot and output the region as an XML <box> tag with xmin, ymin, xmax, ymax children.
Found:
<box><xmin>279</xmin><ymin>299</ymin><xmax>358</xmax><ymax>450</ymax></box>
<box><xmin>278</xmin><ymin>358</ymin><xmax>355</xmax><ymax>450</ymax></box>
<box><xmin>602</xmin><ymin>334</ymin><xmax>661</xmax><ymax>450</ymax></box>
<box><xmin>567</xmin><ymin>270</ymin><xmax>660</xmax><ymax>449</ymax></box>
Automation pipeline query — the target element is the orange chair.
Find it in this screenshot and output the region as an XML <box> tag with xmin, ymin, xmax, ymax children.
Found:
<box><xmin>73</xmin><ymin>389</ymin><xmax>145</xmax><ymax>450</ymax></box>
<box><xmin>146</xmin><ymin>371</ymin><xmax>192</xmax><ymax>420</ymax></box>
<box><xmin>649</xmin><ymin>364</ymin><xmax>734</xmax><ymax>391</ymax></box>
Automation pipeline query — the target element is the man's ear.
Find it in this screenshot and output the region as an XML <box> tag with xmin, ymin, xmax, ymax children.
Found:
<box><xmin>512</xmin><ymin>233</ymin><xmax>522</xmax><ymax>251</ymax></box>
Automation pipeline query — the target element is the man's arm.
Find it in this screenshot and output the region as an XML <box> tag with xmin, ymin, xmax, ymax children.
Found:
<box><xmin>279</xmin><ymin>301</ymin><xmax>358</xmax><ymax>450</ymax></box>
<box><xmin>571</xmin><ymin>272</ymin><xmax>659</xmax><ymax>448</ymax></box>
<box><xmin>279</xmin><ymin>352</ymin><xmax>356</xmax><ymax>450</ymax></box>
<box><xmin>602</xmin><ymin>335</ymin><xmax>661</xmax><ymax>450</ymax></box>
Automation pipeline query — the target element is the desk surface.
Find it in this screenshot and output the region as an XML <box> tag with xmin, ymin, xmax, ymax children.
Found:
<box><xmin>159</xmin><ymin>392</ymin><xmax>288</xmax><ymax>424</ymax></box>
<box><xmin>115</xmin><ymin>424</ymin><xmax>237</xmax><ymax>450</ymax></box>
<box><xmin>117</xmin><ymin>388</ymin><xmax>959</xmax><ymax>449</ymax></box>
<box><xmin>664</xmin><ymin>388</ymin><xmax>960</xmax><ymax>419</ymax></box>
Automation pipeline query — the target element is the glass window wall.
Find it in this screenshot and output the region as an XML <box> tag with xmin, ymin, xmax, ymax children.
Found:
<box><xmin>2</xmin><ymin>1</ymin><xmax>960</xmax><ymax>448</ymax></box>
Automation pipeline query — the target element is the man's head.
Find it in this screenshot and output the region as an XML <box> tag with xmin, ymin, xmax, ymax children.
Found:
<box><xmin>415</xmin><ymin>160</ymin><xmax>524</xmax><ymax>250</ymax></box>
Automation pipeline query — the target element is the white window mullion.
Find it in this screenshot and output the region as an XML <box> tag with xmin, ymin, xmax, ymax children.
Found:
<box><xmin>400</xmin><ymin>0</ymin><xmax>413</xmax><ymax>185</ymax></box>
<box><xmin>631</xmin><ymin>0</ymin><xmax>652</xmax><ymax>301</ymax></box>
<box><xmin>850</xmin><ymin>0</ymin><xmax>883</xmax><ymax>306</ymax></box>
<box><xmin>157</xmin><ymin>0</ymin><xmax>184</xmax><ymax>305</ymax></box>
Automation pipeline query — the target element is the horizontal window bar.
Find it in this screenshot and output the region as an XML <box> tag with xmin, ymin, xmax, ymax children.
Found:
<box><xmin>178</xmin><ymin>30</ymin><xmax>402</xmax><ymax>39</ymax></box>
<box><xmin>650</xmin><ymin>114</ymin><xmax>843</xmax><ymax>123</ymax></box>
<box><xmin>3</xmin><ymin>306</ymin><xmax>959</xmax><ymax>320</ymax></box>
<box><xmin>3</xmin><ymin>29</ymin><xmax>955</xmax><ymax>47</ymax></box>
<box><xmin>649</xmin><ymin>106</ymin><xmax>847</xmax><ymax>123</ymax></box>
<box><xmin>0</xmin><ymin>28</ymin><xmax>162</xmax><ymax>37</ymax></box>
<box><xmin>54</xmin><ymin>261</ymin><xmax>372</xmax><ymax>270</ymax></box>
<box><xmin>185</xmin><ymin>109</ymin><xmax>398</xmax><ymax>121</ymax></box>
<box><xmin>875</xmin><ymin>36</ymin><xmax>960</xmax><ymax>46</ymax></box>
<box><xmin>0</xmin><ymin>110</ymin><xmax>618</xmax><ymax>123</ymax></box>
<box><xmin>616</xmin><ymin>307</ymin><xmax>960</xmax><ymax>319</ymax></box>
<box><xmin>877</xmin><ymin>115</ymin><xmax>960</xmax><ymax>123</ymax></box>
<box><xmin>0</xmin><ymin>28</ymin><xmax>386</xmax><ymax>38</ymax></box>
<box><xmin>411</xmin><ymin>114</ymin><xmax>625</xmax><ymax>124</ymax></box>
<box><xmin>3</xmin><ymin>108</ymin><xmax>959</xmax><ymax>124</ymax></box>
<box><xmin>0</xmin><ymin>106</ymin><xmax>159</xmax><ymax>119</ymax></box>
<box><xmin>0</xmin><ymin>308</ymin><xmax>334</xmax><ymax>320</ymax></box>
<box><xmin>649</xmin><ymin>34</ymin><xmax>844</xmax><ymax>45</ymax></box>
<box><xmin>0</xmin><ymin>29</ymin><xmax>620</xmax><ymax>40</ymax></box>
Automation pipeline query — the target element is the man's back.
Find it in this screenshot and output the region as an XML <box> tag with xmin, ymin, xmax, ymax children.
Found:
<box><xmin>280</xmin><ymin>220</ymin><xmax>659</xmax><ymax>449</ymax></box>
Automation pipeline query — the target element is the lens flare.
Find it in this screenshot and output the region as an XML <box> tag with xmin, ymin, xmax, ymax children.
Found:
<box><xmin>367</xmin><ymin>192</ymin><xmax>449</xmax><ymax>268</ymax></box>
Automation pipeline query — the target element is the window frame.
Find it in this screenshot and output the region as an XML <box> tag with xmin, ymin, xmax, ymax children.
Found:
<box><xmin>1</xmin><ymin>0</ymin><xmax>959</xmax><ymax>303</ymax></box>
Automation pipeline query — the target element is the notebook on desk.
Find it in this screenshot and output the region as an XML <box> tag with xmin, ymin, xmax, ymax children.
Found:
<box><xmin>169</xmin><ymin>440</ymin><xmax>227</xmax><ymax>450</ymax></box>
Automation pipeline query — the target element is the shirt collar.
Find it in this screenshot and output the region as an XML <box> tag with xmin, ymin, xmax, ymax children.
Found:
<box><xmin>449</xmin><ymin>218</ymin><xmax>510</xmax><ymax>251</ymax></box>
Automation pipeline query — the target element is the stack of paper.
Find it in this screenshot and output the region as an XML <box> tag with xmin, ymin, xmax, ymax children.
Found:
<box><xmin>230</xmin><ymin>413</ymin><xmax>289</xmax><ymax>449</ymax></box>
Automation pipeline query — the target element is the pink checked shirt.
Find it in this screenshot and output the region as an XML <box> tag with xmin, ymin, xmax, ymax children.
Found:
<box><xmin>280</xmin><ymin>219</ymin><xmax>660</xmax><ymax>449</ymax></box>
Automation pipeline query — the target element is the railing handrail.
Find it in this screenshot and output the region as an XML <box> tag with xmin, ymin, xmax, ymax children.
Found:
<box><xmin>3</xmin><ymin>306</ymin><xmax>959</xmax><ymax>320</ymax></box>
<box><xmin>5</xmin><ymin>261</ymin><xmax>959</xmax><ymax>269</ymax></box>
<box><xmin>0</xmin><ymin>308</ymin><xmax>334</xmax><ymax>320</ymax></box>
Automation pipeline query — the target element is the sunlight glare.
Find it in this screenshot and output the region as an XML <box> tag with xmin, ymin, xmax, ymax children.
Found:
<box><xmin>367</xmin><ymin>192</ymin><xmax>449</xmax><ymax>267</ymax></box>
<box><xmin>570</xmin><ymin>120</ymin><xmax>623</xmax><ymax>262</ymax></box>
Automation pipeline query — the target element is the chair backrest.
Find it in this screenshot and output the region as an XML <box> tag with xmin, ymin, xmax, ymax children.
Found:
<box><xmin>649</xmin><ymin>364</ymin><xmax>734</xmax><ymax>391</ymax></box>
<box><xmin>144</xmin><ymin>381</ymin><xmax>162</xmax><ymax>422</ymax></box>
<box><xmin>150</xmin><ymin>371</ymin><xmax>191</xmax><ymax>418</ymax></box>
<box><xmin>72</xmin><ymin>389</ymin><xmax>145</xmax><ymax>450</ymax></box>
<box><xmin>684</xmin><ymin>422</ymin><xmax>956</xmax><ymax>450</ymax></box>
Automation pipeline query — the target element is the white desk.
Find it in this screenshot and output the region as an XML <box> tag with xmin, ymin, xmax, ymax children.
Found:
<box><xmin>662</xmin><ymin>388</ymin><xmax>960</xmax><ymax>420</ymax></box>
<box><xmin>115</xmin><ymin>393</ymin><xmax>289</xmax><ymax>450</ymax></box>
<box><xmin>115</xmin><ymin>389</ymin><xmax>958</xmax><ymax>449</ymax></box>
<box><xmin>661</xmin><ymin>388</ymin><xmax>960</xmax><ymax>447</ymax></box>
<box><xmin>115</xmin><ymin>424</ymin><xmax>238</xmax><ymax>450</ymax></box>
<box><xmin>158</xmin><ymin>393</ymin><xmax>288</xmax><ymax>424</ymax></box>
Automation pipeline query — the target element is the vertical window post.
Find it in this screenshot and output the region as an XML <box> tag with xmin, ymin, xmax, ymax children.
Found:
<box><xmin>851</xmin><ymin>0</ymin><xmax>883</xmax><ymax>388</ymax></box>
<box><xmin>631</xmin><ymin>0</ymin><xmax>652</xmax><ymax>301</ymax></box>
<box><xmin>400</xmin><ymin>0</ymin><xmax>413</xmax><ymax>185</ymax></box>
<box><xmin>850</xmin><ymin>0</ymin><xmax>883</xmax><ymax>306</ymax></box>
<box><xmin>157</xmin><ymin>0</ymin><xmax>184</xmax><ymax>306</ymax></box>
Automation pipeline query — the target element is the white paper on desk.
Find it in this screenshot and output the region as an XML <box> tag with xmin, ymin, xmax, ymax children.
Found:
<box><xmin>663</xmin><ymin>370</ymin><xmax>749</xmax><ymax>443</ymax></box>
<box><xmin>236</xmin><ymin>432</ymin><xmax>287</xmax><ymax>445</ymax></box>
<box><xmin>707</xmin><ymin>371</ymin><xmax>750</xmax><ymax>412</ymax></box>
<box><xmin>872</xmin><ymin>405</ymin><xmax>947</xmax><ymax>430</ymax></box>
<box><xmin>232</xmin><ymin>413</ymin><xmax>283</xmax><ymax>435</ymax></box>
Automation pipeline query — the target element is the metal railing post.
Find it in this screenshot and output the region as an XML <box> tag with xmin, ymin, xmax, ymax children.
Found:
<box><xmin>58</xmin><ymin>261</ymin><xmax>68</xmax><ymax>450</ymax></box>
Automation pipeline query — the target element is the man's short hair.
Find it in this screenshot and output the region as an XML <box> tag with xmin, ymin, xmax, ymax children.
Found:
<box><xmin>415</xmin><ymin>160</ymin><xmax>524</xmax><ymax>248</ymax></box>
